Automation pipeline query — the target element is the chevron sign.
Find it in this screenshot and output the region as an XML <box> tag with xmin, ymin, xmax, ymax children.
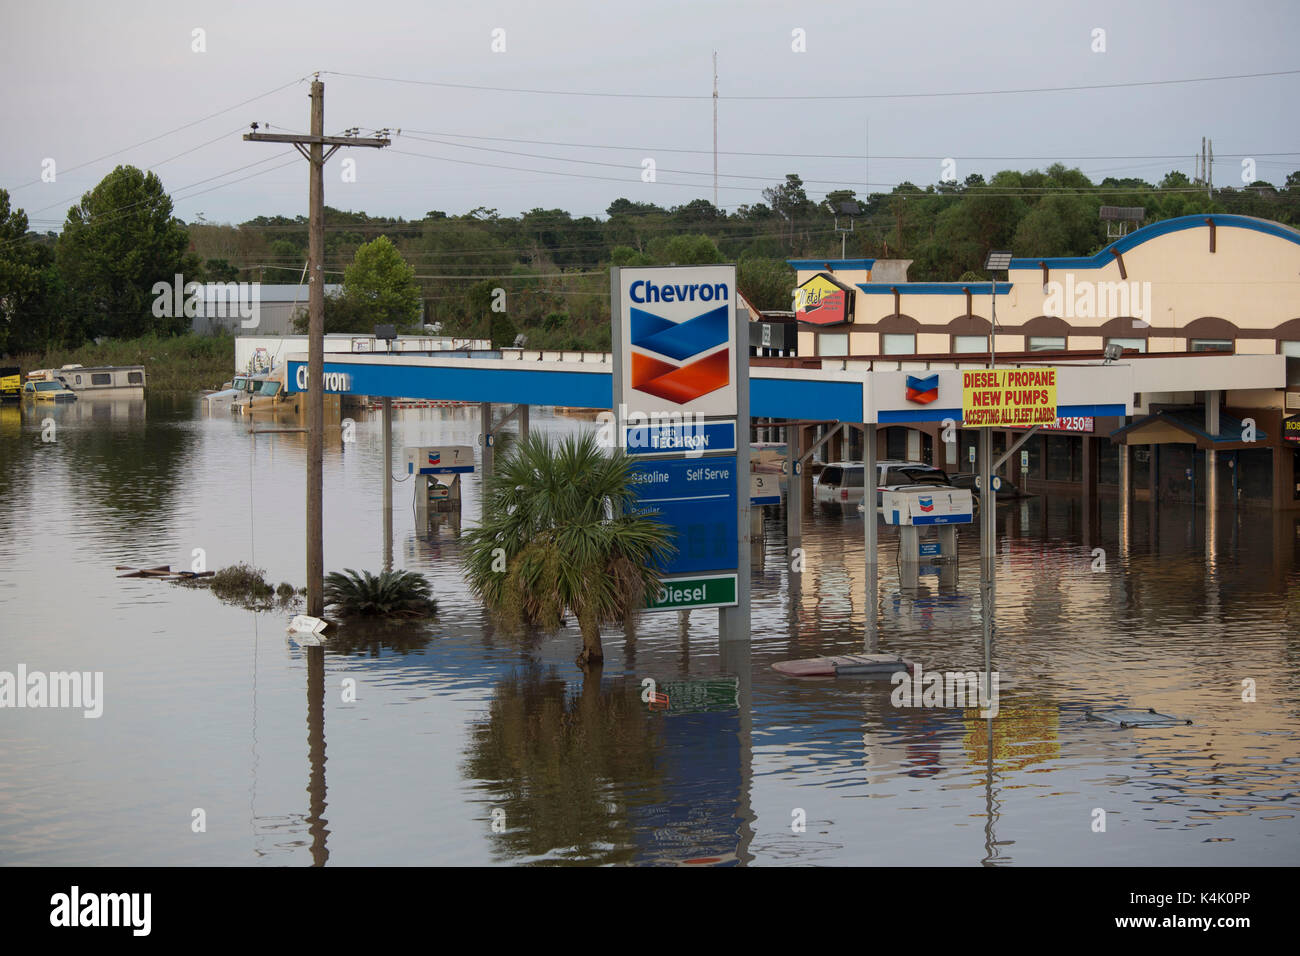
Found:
<box><xmin>618</xmin><ymin>266</ymin><xmax>738</xmax><ymax>416</ymax></box>
<box><xmin>906</xmin><ymin>373</ymin><xmax>939</xmax><ymax>405</ymax></box>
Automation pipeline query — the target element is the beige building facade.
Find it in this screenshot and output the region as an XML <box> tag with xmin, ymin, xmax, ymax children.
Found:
<box><xmin>786</xmin><ymin>214</ymin><xmax>1300</xmax><ymax>510</ymax></box>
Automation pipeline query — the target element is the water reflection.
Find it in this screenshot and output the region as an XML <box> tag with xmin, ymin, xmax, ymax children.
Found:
<box><xmin>1</xmin><ymin>400</ymin><xmax>1297</xmax><ymax>865</ymax></box>
<box><xmin>464</xmin><ymin>665</ymin><xmax>663</xmax><ymax>865</ymax></box>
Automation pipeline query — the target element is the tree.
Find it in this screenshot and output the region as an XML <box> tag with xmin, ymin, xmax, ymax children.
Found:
<box><xmin>340</xmin><ymin>235</ymin><xmax>421</xmax><ymax>331</ymax></box>
<box><xmin>462</xmin><ymin>432</ymin><xmax>675</xmax><ymax>669</ymax></box>
<box><xmin>55</xmin><ymin>165</ymin><xmax>197</xmax><ymax>339</ymax></box>
<box><xmin>649</xmin><ymin>234</ymin><xmax>722</xmax><ymax>265</ymax></box>
<box><xmin>0</xmin><ymin>190</ymin><xmax>46</xmax><ymax>353</ymax></box>
<box><xmin>738</xmin><ymin>257</ymin><xmax>795</xmax><ymax>311</ymax></box>
<box><xmin>1013</xmin><ymin>192</ymin><xmax>1100</xmax><ymax>257</ymax></box>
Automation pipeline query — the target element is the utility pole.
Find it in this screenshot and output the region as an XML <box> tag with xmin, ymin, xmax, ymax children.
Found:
<box><xmin>244</xmin><ymin>77</ymin><xmax>389</xmax><ymax>616</ymax></box>
<box><xmin>712</xmin><ymin>52</ymin><xmax>718</xmax><ymax>210</ymax></box>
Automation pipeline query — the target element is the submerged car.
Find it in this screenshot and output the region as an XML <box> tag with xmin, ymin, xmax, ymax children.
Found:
<box><xmin>948</xmin><ymin>471</ymin><xmax>1022</xmax><ymax>499</ymax></box>
<box><xmin>815</xmin><ymin>459</ymin><xmax>952</xmax><ymax>511</ymax></box>
<box><xmin>22</xmin><ymin>379</ymin><xmax>77</xmax><ymax>402</ymax></box>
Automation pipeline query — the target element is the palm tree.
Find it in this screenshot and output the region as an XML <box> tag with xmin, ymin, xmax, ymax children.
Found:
<box><xmin>463</xmin><ymin>431</ymin><xmax>675</xmax><ymax>668</ymax></box>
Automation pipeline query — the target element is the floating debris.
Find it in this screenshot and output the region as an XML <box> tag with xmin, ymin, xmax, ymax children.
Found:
<box><xmin>1086</xmin><ymin>707</ymin><xmax>1193</xmax><ymax>728</ymax></box>
<box><xmin>115</xmin><ymin>564</ymin><xmax>214</xmax><ymax>581</ymax></box>
<box><xmin>287</xmin><ymin>615</ymin><xmax>329</xmax><ymax>645</ymax></box>
<box><xmin>772</xmin><ymin>653</ymin><xmax>913</xmax><ymax>678</ymax></box>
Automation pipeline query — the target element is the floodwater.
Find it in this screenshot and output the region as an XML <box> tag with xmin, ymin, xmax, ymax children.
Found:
<box><xmin>1</xmin><ymin>396</ymin><xmax>1298</xmax><ymax>866</ymax></box>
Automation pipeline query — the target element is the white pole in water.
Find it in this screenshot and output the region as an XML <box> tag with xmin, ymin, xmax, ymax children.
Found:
<box><xmin>382</xmin><ymin>395</ymin><xmax>393</xmax><ymax>572</ymax></box>
<box><xmin>864</xmin><ymin>421</ymin><xmax>878</xmax><ymax>652</ymax></box>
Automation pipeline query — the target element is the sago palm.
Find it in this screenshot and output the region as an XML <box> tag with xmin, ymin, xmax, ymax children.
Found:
<box><xmin>323</xmin><ymin>568</ymin><xmax>438</xmax><ymax>617</ymax></box>
<box><xmin>462</xmin><ymin>431</ymin><xmax>675</xmax><ymax>668</ymax></box>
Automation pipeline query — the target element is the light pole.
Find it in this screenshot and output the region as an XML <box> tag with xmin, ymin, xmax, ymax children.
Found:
<box><xmin>834</xmin><ymin>201</ymin><xmax>861</xmax><ymax>260</ymax></box>
<box><xmin>979</xmin><ymin>251</ymin><xmax>1012</xmax><ymax>697</ymax></box>
<box><xmin>980</xmin><ymin>250</ymin><xmax>1013</xmax><ymax>563</ymax></box>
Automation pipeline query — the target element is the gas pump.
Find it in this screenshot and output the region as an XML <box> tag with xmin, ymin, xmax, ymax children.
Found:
<box><xmin>405</xmin><ymin>445</ymin><xmax>475</xmax><ymax>536</ymax></box>
<box><xmin>881</xmin><ymin>485</ymin><xmax>973</xmax><ymax>590</ymax></box>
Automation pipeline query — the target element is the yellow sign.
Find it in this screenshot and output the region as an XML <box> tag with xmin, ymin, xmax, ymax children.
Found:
<box><xmin>961</xmin><ymin>368</ymin><xmax>1057</xmax><ymax>427</ymax></box>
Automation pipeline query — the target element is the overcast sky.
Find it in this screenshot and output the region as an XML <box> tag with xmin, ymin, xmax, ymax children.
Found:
<box><xmin>2</xmin><ymin>0</ymin><xmax>1297</xmax><ymax>229</ymax></box>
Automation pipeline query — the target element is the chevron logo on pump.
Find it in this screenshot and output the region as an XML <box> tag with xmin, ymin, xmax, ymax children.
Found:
<box><xmin>906</xmin><ymin>374</ymin><xmax>939</xmax><ymax>405</ymax></box>
<box><xmin>629</xmin><ymin>303</ymin><xmax>730</xmax><ymax>405</ymax></box>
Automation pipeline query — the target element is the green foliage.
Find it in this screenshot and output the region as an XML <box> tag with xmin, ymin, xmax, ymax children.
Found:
<box><xmin>340</xmin><ymin>235</ymin><xmax>421</xmax><ymax>330</ymax></box>
<box><xmin>738</xmin><ymin>258</ymin><xmax>796</xmax><ymax>311</ymax></box>
<box><xmin>6</xmin><ymin>159</ymin><xmax>1300</xmax><ymax>362</ymax></box>
<box><xmin>15</xmin><ymin>331</ymin><xmax>234</xmax><ymax>391</ymax></box>
<box><xmin>55</xmin><ymin>165</ymin><xmax>198</xmax><ymax>340</ymax></box>
<box><xmin>323</xmin><ymin>568</ymin><xmax>438</xmax><ymax>618</ymax></box>
<box><xmin>207</xmin><ymin>563</ymin><xmax>275</xmax><ymax>606</ymax></box>
<box><xmin>0</xmin><ymin>190</ymin><xmax>47</xmax><ymax>354</ymax></box>
<box><xmin>461</xmin><ymin>432</ymin><xmax>675</xmax><ymax>664</ymax></box>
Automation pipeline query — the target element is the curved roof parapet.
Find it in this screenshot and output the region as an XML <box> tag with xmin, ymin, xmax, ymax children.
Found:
<box><xmin>856</xmin><ymin>282</ymin><xmax>1012</xmax><ymax>295</ymax></box>
<box><xmin>786</xmin><ymin>258</ymin><xmax>876</xmax><ymax>271</ymax></box>
<box><xmin>1009</xmin><ymin>214</ymin><xmax>1300</xmax><ymax>270</ymax></box>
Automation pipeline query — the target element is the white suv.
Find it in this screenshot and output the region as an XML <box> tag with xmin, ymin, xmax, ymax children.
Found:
<box><xmin>815</xmin><ymin>459</ymin><xmax>951</xmax><ymax>510</ymax></box>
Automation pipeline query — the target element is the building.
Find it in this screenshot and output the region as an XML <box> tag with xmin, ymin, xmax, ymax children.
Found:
<box><xmin>191</xmin><ymin>283</ymin><xmax>344</xmax><ymax>337</ymax></box>
<box><xmin>787</xmin><ymin>215</ymin><xmax>1300</xmax><ymax>510</ymax></box>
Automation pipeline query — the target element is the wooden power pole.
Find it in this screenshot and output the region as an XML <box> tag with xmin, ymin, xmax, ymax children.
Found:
<box><xmin>244</xmin><ymin>77</ymin><xmax>389</xmax><ymax>616</ymax></box>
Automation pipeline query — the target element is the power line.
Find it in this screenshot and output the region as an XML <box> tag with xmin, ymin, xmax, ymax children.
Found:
<box><xmin>383</xmin><ymin>145</ymin><xmax>1288</xmax><ymax>197</ymax></box>
<box><xmin>5</xmin><ymin>76</ymin><xmax>309</xmax><ymax>193</ymax></box>
<box><xmin>386</xmin><ymin>146</ymin><xmax>765</xmax><ymax>191</ymax></box>
<box><xmin>322</xmin><ymin>67</ymin><xmax>1300</xmax><ymax>102</ymax></box>
<box><xmin>402</xmin><ymin>128</ymin><xmax>1300</xmax><ymax>163</ymax></box>
<box><xmin>1</xmin><ymin>153</ymin><xmax>300</xmax><ymax>250</ymax></box>
<box><xmin>398</xmin><ymin>131</ymin><xmax>1299</xmax><ymax>192</ymax></box>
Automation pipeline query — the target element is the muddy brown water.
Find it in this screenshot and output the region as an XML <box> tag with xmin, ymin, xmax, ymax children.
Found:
<box><xmin>1</xmin><ymin>397</ymin><xmax>1297</xmax><ymax>865</ymax></box>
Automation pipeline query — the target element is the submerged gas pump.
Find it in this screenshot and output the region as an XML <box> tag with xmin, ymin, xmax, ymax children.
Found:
<box><xmin>405</xmin><ymin>445</ymin><xmax>475</xmax><ymax>536</ymax></box>
<box><xmin>881</xmin><ymin>485</ymin><xmax>973</xmax><ymax>590</ymax></box>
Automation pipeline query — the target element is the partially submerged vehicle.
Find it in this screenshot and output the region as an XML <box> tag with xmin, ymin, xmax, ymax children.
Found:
<box><xmin>22</xmin><ymin>378</ymin><xmax>77</xmax><ymax>402</ymax></box>
<box><xmin>815</xmin><ymin>459</ymin><xmax>952</xmax><ymax>511</ymax></box>
<box><xmin>1</xmin><ymin>366</ymin><xmax>20</xmax><ymax>403</ymax></box>
<box><xmin>56</xmin><ymin>364</ymin><xmax>146</xmax><ymax>397</ymax></box>
<box><xmin>204</xmin><ymin>373</ymin><xmax>265</xmax><ymax>411</ymax></box>
<box><xmin>948</xmin><ymin>471</ymin><xmax>1023</xmax><ymax>500</ymax></box>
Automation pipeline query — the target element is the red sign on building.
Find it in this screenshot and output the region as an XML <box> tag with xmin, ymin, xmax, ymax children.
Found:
<box><xmin>793</xmin><ymin>273</ymin><xmax>856</xmax><ymax>326</ymax></box>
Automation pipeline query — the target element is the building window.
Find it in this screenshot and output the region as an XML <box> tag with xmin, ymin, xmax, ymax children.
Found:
<box><xmin>1281</xmin><ymin>341</ymin><xmax>1300</xmax><ymax>357</ymax></box>
<box><xmin>127</xmin><ymin>371</ymin><xmax>144</xmax><ymax>384</ymax></box>
<box><xmin>819</xmin><ymin>333</ymin><xmax>849</xmax><ymax>357</ymax></box>
<box><xmin>91</xmin><ymin>373</ymin><xmax>111</xmax><ymax>385</ymax></box>
<box><xmin>1190</xmin><ymin>338</ymin><xmax>1233</xmax><ymax>353</ymax></box>
<box><xmin>882</xmin><ymin>333</ymin><xmax>916</xmax><ymax>355</ymax></box>
<box><xmin>1028</xmin><ymin>336</ymin><xmax>1066</xmax><ymax>352</ymax></box>
<box><xmin>953</xmin><ymin>335</ymin><xmax>989</xmax><ymax>354</ymax></box>
<box><xmin>1106</xmin><ymin>337</ymin><xmax>1146</xmax><ymax>353</ymax></box>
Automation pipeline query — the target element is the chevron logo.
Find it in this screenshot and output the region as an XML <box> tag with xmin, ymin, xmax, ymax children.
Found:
<box><xmin>905</xmin><ymin>373</ymin><xmax>939</xmax><ymax>405</ymax></box>
<box><xmin>630</xmin><ymin>304</ymin><xmax>730</xmax><ymax>404</ymax></box>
